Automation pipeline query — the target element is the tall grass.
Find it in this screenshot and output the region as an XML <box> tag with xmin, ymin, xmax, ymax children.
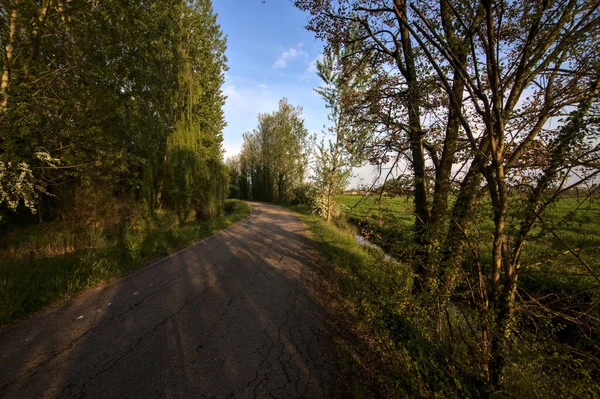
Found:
<box><xmin>0</xmin><ymin>200</ymin><xmax>251</xmax><ymax>326</ymax></box>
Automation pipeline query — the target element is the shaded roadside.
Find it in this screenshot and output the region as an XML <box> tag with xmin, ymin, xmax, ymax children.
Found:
<box><xmin>0</xmin><ymin>202</ymin><xmax>333</xmax><ymax>398</ymax></box>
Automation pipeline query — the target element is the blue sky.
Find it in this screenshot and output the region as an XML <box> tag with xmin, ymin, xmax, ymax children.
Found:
<box><xmin>212</xmin><ymin>0</ymin><xmax>327</xmax><ymax>158</ymax></box>
<box><xmin>212</xmin><ymin>0</ymin><xmax>381</xmax><ymax>188</ymax></box>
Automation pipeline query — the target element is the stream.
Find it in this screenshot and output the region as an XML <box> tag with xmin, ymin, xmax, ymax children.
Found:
<box><xmin>355</xmin><ymin>234</ymin><xmax>395</xmax><ymax>262</ymax></box>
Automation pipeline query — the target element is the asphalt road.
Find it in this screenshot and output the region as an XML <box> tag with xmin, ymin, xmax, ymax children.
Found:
<box><xmin>0</xmin><ymin>202</ymin><xmax>331</xmax><ymax>398</ymax></box>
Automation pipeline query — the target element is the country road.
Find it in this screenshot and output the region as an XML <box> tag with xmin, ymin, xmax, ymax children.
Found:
<box><xmin>0</xmin><ymin>202</ymin><xmax>332</xmax><ymax>398</ymax></box>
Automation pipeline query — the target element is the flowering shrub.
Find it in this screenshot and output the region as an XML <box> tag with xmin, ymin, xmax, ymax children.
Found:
<box><xmin>289</xmin><ymin>182</ymin><xmax>317</xmax><ymax>206</ymax></box>
<box><xmin>0</xmin><ymin>149</ymin><xmax>58</xmax><ymax>216</ymax></box>
<box><xmin>0</xmin><ymin>161</ymin><xmax>39</xmax><ymax>213</ymax></box>
<box><xmin>313</xmin><ymin>190</ymin><xmax>341</xmax><ymax>220</ymax></box>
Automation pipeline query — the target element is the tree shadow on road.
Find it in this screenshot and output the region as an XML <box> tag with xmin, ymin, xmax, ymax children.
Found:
<box><xmin>0</xmin><ymin>203</ymin><xmax>332</xmax><ymax>398</ymax></box>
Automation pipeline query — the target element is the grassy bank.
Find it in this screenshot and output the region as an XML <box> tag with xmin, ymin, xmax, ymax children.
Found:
<box><xmin>291</xmin><ymin>202</ymin><xmax>600</xmax><ymax>398</ymax></box>
<box><xmin>0</xmin><ymin>200</ymin><xmax>251</xmax><ymax>326</ymax></box>
<box><xmin>290</xmin><ymin>205</ymin><xmax>449</xmax><ymax>398</ymax></box>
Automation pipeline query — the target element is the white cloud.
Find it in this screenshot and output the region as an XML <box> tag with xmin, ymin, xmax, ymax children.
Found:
<box><xmin>299</xmin><ymin>54</ymin><xmax>325</xmax><ymax>83</ymax></box>
<box><xmin>221</xmin><ymin>78</ymin><xmax>280</xmax><ymax>157</ymax></box>
<box><xmin>222</xmin><ymin>142</ymin><xmax>241</xmax><ymax>160</ymax></box>
<box><xmin>273</xmin><ymin>45</ymin><xmax>307</xmax><ymax>69</ymax></box>
<box><xmin>223</xmin><ymin>85</ymin><xmax>236</xmax><ymax>97</ymax></box>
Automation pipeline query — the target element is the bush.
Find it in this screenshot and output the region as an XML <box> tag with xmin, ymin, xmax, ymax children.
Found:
<box><xmin>289</xmin><ymin>182</ymin><xmax>317</xmax><ymax>206</ymax></box>
<box><xmin>313</xmin><ymin>190</ymin><xmax>341</xmax><ymax>220</ymax></box>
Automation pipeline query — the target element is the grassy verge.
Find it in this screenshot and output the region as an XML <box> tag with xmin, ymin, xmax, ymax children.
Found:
<box><xmin>0</xmin><ymin>199</ymin><xmax>251</xmax><ymax>326</ymax></box>
<box><xmin>289</xmin><ymin>205</ymin><xmax>468</xmax><ymax>398</ymax></box>
<box><xmin>292</xmin><ymin>199</ymin><xmax>600</xmax><ymax>398</ymax></box>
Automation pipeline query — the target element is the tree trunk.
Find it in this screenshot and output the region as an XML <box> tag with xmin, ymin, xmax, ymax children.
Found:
<box><xmin>394</xmin><ymin>0</ymin><xmax>430</xmax><ymax>288</ymax></box>
<box><xmin>278</xmin><ymin>173</ymin><xmax>284</xmax><ymax>203</ymax></box>
<box><xmin>24</xmin><ymin>0</ymin><xmax>51</xmax><ymax>80</ymax></box>
<box><xmin>406</xmin><ymin>68</ymin><xmax>429</xmax><ymax>255</ymax></box>
<box><xmin>439</xmin><ymin>162</ymin><xmax>483</xmax><ymax>297</ymax></box>
<box><xmin>327</xmin><ymin>127</ymin><xmax>341</xmax><ymax>223</ymax></box>
<box><xmin>488</xmin><ymin>180</ymin><xmax>510</xmax><ymax>389</ymax></box>
<box><xmin>427</xmin><ymin>52</ymin><xmax>467</xmax><ymax>273</ymax></box>
<box><xmin>1</xmin><ymin>5</ymin><xmax>18</xmax><ymax>110</ymax></box>
<box><xmin>326</xmin><ymin>191</ymin><xmax>332</xmax><ymax>222</ymax></box>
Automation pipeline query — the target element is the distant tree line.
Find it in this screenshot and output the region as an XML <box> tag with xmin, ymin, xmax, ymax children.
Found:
<box><xmin>0</xmin><ymin>0</ymin><xmax>228</xmax><ymax>224</ymax></box>
<box><xmin>228</xmin><ymin>99</ymin><xmax>311</xmax><ymax>203</ymax></box>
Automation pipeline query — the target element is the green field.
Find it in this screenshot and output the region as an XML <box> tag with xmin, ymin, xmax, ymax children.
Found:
<box><xmin>337</xmin><ymin>194</ymin><xmax>600</xmax><ymax>273</ymax></box>
<box><xmin>337</xmin><ymin>193</ymin><xmax>600</xmax><ymax>324</ymax></box>
<box><xmin>338</xmin><ymin>194</ymin><xmax>413</xmax><ymax>225</ymax></box>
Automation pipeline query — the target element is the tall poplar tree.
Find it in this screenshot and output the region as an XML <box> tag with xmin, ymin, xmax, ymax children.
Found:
<box><xmin>161</xmin><ymin>0</ymin><xmax>228</xmax><ymax>221</ymax></box>
<box><xmin>234</xmin><ymin>99</ymin><xmax>310</xmax><ymax>203</ymax></box>
<box><xmin>0</xmin><ymin>0</ymin><xmax>228</xmax><ymax>224</ymax></box>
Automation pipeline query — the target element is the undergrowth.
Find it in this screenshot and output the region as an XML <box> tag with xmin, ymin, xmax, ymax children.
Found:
<box><xmin>290</xmin><ymin>204</ymin><xmax>600</xmax><ymax>398</ymax></box>
<box><xmin>0</xmin><ymin>200</ymin><xmax>251</xmax><ymax>326</ymax></box>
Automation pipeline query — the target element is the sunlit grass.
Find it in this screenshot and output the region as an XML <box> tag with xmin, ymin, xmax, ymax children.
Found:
<box><xmin>290</xmin><ymin>206</ymin><xmax>469</xmax><ymax>398</ymax></box>
<box><xmin>337</xmin><ymin>194</ymin><xmax>413</xmax><ymax>226</ymax></box>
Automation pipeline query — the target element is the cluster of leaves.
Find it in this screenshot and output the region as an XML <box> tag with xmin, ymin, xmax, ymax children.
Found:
<box><xmin>0</xmin><ymin>160</ymin><xmax>38</xmax><ymax>215</ymax></box>
<box><xmin>0</xmin><ymin>149</ymin><xmax>60</xmax><ymax>217</ymax></box>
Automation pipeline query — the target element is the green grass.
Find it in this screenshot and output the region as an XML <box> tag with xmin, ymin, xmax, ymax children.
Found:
<box><xmin>295</xmin><ymin>195</ymin><xmax>600</xmax><ymax>398</ymax></box>
<box><xmin>289</xmin><ymin>205</ymin><xmax>475</xmax><ymax>398</ymax></box>
<box><xmin>337</xmin><ymin>194</ymin><xmax>413</xmax><ymax>226</ymax></box>
<box><xmin>0</xmin><ymin>200</ymin><xmax>251</xmax><ymax>326</ymax></box>
<box><xmin>518</xmin><ymin>197</ymin><xmax>600</xmax><ymax>284</ymax></box>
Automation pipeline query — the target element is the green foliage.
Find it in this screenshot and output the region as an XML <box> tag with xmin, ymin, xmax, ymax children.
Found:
<box><xmin>161</xmin><ymin>0</ymin><xmax>228</xmax><ymax>220</ymax></box>
<box><xmin>0</xmin><ymin>0</ymin><xmax>228</xmax><ymax>223</ymax></box>
<box><xmin>293</xmin><ymin>202</ymin><xmax>600</xmax><ymax>397</ymax></box>
<box><xmin>0</xmin><ymin>0</ymin><xmax>232</xmax><ymax>322</ymax></box>
<box><xmin>289</xmin><ymin>182</ymin><xmax>317</xmax><ymax>206</ymax></box>
<box><xmin>0</xmin><ymin>200</ymin><xmax>251</xmax><ymax>325</ymax></box>
<box><xmin>311</xmin><ymin>48</ymin><xmax>359</xmax><ymax>221</ymax></box>
<box><xmin>231</xmin><ymin>99</ymin><xmax>311</xmax><ymax>203</ymax></box>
